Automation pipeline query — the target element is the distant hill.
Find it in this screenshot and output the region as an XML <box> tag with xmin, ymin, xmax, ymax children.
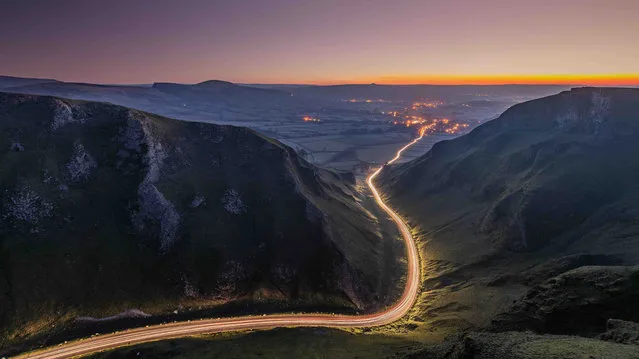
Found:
<box><xmin>0</xmin><ymin>75</ymin><xmax>58</xmax><ymax>89</ymax></box>
<box><xmin>1</xmin><ymin>77</ymin><xmax>299</xmax><ymax>125</ymax></box>
<box><xmin>2</xmin><ymin>80</ymin><xmax>180</xmax><ymax>105</ymax></box>
<box><xmin>0</xmin><ymin>93</ymin><xmax>394</xmax><ymax>350</ymax></box>
<box><xmin>281</xmin><ymin>84</ymin><xmax>573</xmax><ymax>102</ymax></box>
<box><xmin>152</xmin><ymin>80</ymin><xmax>293</xmax><ymax>106</ymax></box>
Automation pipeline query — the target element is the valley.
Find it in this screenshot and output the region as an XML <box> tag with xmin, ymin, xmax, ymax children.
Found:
<box><xmin>2</xmin><ymin>83</ymin><xmax>639</xmax><ymax>359</ymax></box>
<box><xmin>0</xmin><ymin>76</ymin><xmax>570</xmax><ymax>171</ymax></box>
<box><xmin>3</xmin><ymin>2</ymin><xmax>639</xmax><ymax>358</ymax></box>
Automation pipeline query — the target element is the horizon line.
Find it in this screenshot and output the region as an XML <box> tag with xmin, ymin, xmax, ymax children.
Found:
<box><xmin>2</xmin><ymin>73</ymin><xmax>639</xmax><ymax>88</ymax></box>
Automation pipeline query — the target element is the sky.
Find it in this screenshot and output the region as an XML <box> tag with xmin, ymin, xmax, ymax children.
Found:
<box><xmin>1</xmin><ymin>0</ymin><xmax>638</xmax><ymax>85</ymax></box>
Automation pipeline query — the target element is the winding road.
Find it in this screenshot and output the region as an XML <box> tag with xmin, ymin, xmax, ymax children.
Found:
<box><xmin>17</xmin><ymin>133</ymin><xmax>425</xmax><ymax>359</ymax></box>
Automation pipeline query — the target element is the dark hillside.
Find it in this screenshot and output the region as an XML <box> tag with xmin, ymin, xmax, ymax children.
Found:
<box><xmin>0</xmin><ymin>93</ymin><xmax>392</xmax><ymax>349</ymax></box>
<box><xmin>379</xmin><ymin>88</ymin><xmax>639</xmax><ymax>338</ymax></box>
<box><xmin>382</xmin><ymin>87</ymin><xmax>639</xmax><ymax>263</ymax></box>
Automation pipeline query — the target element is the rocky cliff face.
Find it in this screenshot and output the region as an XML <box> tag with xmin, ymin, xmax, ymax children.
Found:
<box><xmin>0</xmin><ymin>93</ymin><xmax>386</xmax><ymax>347</ymax></box>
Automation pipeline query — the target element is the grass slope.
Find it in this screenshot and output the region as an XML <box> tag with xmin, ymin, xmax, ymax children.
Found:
<box><xmin>371</xmin><ymin>87</ymin><xmax>639</xmax><ymax>354</ymax></box>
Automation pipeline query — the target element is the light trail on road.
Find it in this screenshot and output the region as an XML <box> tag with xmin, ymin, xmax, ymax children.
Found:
<box><xmin>16</xmin><ymin>132</ymin><xmax>426</xmax><ymax>359</ymax></box>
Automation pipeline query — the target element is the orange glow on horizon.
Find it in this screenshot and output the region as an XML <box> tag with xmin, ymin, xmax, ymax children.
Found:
<box><xmin>310</xmin><ymin>74</ymin><xmax>639</xmax><ymax>86</ymax></box>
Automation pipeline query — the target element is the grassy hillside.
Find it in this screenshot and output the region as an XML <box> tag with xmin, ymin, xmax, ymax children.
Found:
<box><xmin>376</xmin><ymin>87</ymin><xmax>639</xmax><ymax>339</ymax></box>
<box><xmin>382</xmin><ymin>87</ymin><xmax>639</xmax><ymax>262</ymax></box>
<box><xmin>0</xmin><ymin>93</ymin><xmax>401</xmax><ymax>353</ymax></box>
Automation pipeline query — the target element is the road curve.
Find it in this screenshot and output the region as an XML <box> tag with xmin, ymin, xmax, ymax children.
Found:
<box><xmin>17</xmin><ymin>134</ymin><xmax>425</xmax><ymax>359</ymax></box>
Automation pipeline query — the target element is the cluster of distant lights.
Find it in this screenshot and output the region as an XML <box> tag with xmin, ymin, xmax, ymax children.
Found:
<box><xmin>317</xmin><ymin>99</ymin><xmax>472</xmax><ymax>135</ymax></box>
<box><xmin>302</xmin><ymin>116</ymin><xmax>321</xmax><ymax>123</ymax></box>
<box><xmin>392</xmin><ymin>115</ymin><xmax>431</xmax><ymax>127</ymax></box>
<box><xmin>347</xmin><ymin>99</ymin><xmax>442</xmax><ymax>108</ymax></box>
<box><xmin>389</xmin><ymin>100</ymin><xmax>470</xmax><ymax>135</ymax></box>
<box><xmin>392</xmin><ymin>117</ymin><xmax>469</xmax><ymax>135</ymax></box>
<box><xmin>442</xmin><ymin>122</ymin><xmax>470</xmax><ymax>134</ymax></box>
<box><xmin>343</xmin><ymin>99</ymin><xmax>390</xmax><ymax>103</ymax></box>
<box><xmin>410</xmin><ymin>100</ymin><xmax>444</xmax><ymax>110</ymax></box>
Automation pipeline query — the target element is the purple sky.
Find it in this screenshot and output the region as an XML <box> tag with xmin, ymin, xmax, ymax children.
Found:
<box><xmin>1</xmin><ymin>0</ymin><xmax>638</xmax><ymax>84</ymax></box>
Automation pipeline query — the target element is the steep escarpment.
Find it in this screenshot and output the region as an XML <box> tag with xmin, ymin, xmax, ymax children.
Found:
<box><xmin>382</xmin><ymin>87</ymin><xmax>639</xmax><ymax>262</ymax></box>
<box><xmin>379</xmin><ymin>88</ymin><xmax>639</xmax><ymax>337</ymax></box>
<box><xmin>0</xmin><ymin>93</ymin><xmax>388</xmax><ymax>348</ymax></box>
